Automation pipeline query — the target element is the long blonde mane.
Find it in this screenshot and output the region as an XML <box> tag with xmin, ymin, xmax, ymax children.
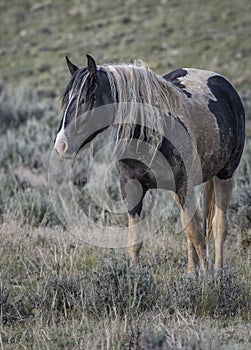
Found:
<box><xmin>101</xmin><ymin>62</ymin><xmax>183</xmax><ymax>153</ymax></box>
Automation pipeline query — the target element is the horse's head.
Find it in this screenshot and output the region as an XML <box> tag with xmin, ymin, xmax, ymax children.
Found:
<box><xmin>54</xmin><ymin>55</ymin><xmax>114</xmax><ymax>158</ymax></box>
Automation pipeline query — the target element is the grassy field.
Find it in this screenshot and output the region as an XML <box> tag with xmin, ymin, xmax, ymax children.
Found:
<box><xmin>1</xmin><ymin>0</ymin><xmax>251</xmax><ymax>108</ymax></box>
<box><xmin>0</xmin><ymin>0</ymin><xmax>251</xmax><ymax>349</ymax></box>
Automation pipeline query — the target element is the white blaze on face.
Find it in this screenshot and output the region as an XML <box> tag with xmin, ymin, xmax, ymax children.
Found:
<box><xmin>54</xmin><ymin>90</ymin><xmax>74</xmax><ymax>156</ymax></box>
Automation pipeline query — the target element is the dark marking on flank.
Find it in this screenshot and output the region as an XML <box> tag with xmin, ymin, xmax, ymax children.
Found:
<box><xmin>207</xmin><ymin>75</ymin><xmax>245</xmax><ymax>179</ymax></box>
<box><xmin>163</xmin><ymin>69</ymin><xmax>192</xmax><ymax>98</ymax></box>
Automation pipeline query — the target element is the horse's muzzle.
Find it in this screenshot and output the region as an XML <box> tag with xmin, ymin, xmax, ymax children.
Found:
<box><xmin>54</xmin><ymin>131</ymin><xmax>69</xmax><ymax>157</ymax></box>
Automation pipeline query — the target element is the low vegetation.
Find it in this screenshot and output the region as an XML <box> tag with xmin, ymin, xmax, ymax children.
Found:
<box><xmin>0</xmin><ymin>78</ymin><xmax>250</xmax><ymax>349</ymax></box>
<box><xmin>0</xmin><ymin>221</ymin><xmax>250</xmax><ymax>349</ymax></box>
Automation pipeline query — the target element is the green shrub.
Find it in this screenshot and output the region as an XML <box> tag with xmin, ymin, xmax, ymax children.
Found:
<box><xmin>0</xmin><ymin>119</ymin><xmax>55</xmax><ymax>170</ymax></box>
<box><xmin>0</xmin><ymin>173</ymin><xmax>18</xmax><ymax>208</ymax></box>
<box><xmin>15</xmin><ymin>188</ymin><xmax>60</xmax><ymax>226</ymax></box>
<box><xmin>169</xmin><ymin>271</ymin><xmax>249</xmax><ymax>318</ymax></box>
<box><xmin>0</xmin><ymin>183</ymin><xmax>60</xmax><ymax>227</ymax></box>
<box><xmin>83</xmin><ymin>257</ymin><xmax>163</xmax><ymax>317</ymax></box>
<box><xmin>230</xmin><ymin>184</ymin><xmax>251</xmax><ymax>234</ymax></box>
<box><xmin>0</xmin><ymin>83</ymin><xmax>57</xmax><ymax>134</ymax></box>
<box><xmin>0</xmin><ymin>82</ymin><xmax>53</xmax><ymax>134</ymax></box>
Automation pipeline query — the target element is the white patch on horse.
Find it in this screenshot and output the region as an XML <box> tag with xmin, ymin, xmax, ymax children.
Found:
<box><xmin>54</xmin><ymin>89</ymin><xmax>74</xmax><ymax>150</ymax></box>
<box><xmin>54</xmin><ymin>128</ymin><xmax>66</xmax><ymax>149</ymax></box>
<box><xmin>63</xmin><ymin>89</ymin><xmax>74</xmax><ymax>128</ymax></box>
<box><xmin>181</xmin><ymin>69</ymin><xmax>218</xmax><ymax>102</ymax></box>
<box><xmin>173</xmin><ymin>69</ymin><xmax>222</xmax><ymax>168</ymax></box>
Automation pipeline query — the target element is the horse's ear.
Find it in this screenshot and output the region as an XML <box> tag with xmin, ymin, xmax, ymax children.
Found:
<box><xmin>86</xmin><ymin>54</ymin><xmax>97</xmax><ymax>76</ymax></box>
<box><xmin>65</xmin><ymin>56</ymin><xmax>79</xmax><ymax>75</ymax></box>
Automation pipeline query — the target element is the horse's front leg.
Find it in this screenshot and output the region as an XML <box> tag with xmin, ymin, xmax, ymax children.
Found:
<box><xmin>212</xmin><ymin>177</ymin><xmax>233</xmax><ymax>270</ymax></box>
<box><xmin>128</xmin><ymin>213</ymin><xmax>143</xmax><ymax>264</ymax></box>
<box><xmin>120</xmin><ymin>176</ymin><xmax>146</xmax><ymax>264</ymax></box>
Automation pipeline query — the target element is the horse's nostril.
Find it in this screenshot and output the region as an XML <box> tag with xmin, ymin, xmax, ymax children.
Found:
<box><xmin>55</xmin><ymin>137</ymin><xmax>68</xmax><ymax>155</ymax></box>
<box><xmin>60</xmin><ymin>140</ymin><xmax>67</xmax><ymax>153</ymax></box>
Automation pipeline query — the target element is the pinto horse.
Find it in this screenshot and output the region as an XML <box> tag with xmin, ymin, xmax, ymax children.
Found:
<box><xmin>54</xmin><ymin>55</ymin><xmax>245</xmax><ymax>273</ymax></box>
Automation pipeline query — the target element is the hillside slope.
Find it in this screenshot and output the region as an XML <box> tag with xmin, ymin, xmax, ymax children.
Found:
<box><xmin>0</xmin><ymin>0</ymin><xmax>251</xmax><ymax>118</ymax></box>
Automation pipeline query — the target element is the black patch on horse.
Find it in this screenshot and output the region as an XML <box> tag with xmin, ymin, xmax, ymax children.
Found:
<box><xmin>207</xmin><ymin>75</ymin><xmax>245</xmax><ymax>179</ymax></box>
<box><xmin>116</xmin><ymin>122</ymin><xmax>188</xmax><ymax>209</ymax></box>
<box><xmin>163</xmin><ymin>69</ymin><xmax>192</xmax><ymax>98</ymax></box>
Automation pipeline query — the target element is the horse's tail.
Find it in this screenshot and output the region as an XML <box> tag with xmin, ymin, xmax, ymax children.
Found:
<box><xmin>204</xmin><ymin>178</ymin><xmax>215</xmax><ymax>245</ymax></box>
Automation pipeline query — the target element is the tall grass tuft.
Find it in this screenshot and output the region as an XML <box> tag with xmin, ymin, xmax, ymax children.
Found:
<box><xmin>169</xmin><ymin>271</ymin><xmax>249</xmax><ymax>318</ymax></box>
<box><xmin>83</xmin><ymin>256</ymin><xmax>163</xmax><ymax>317</ymax></box>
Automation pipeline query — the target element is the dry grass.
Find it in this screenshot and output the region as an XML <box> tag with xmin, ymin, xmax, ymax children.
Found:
<box><xmin>0</xmin><ymin>222</ymin><xmax>250</xmax><ymax>349</ymax></box>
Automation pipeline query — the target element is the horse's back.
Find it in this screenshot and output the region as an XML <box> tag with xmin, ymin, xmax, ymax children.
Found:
<box><xmin>163</xmin><ymin>68</ymin><xmax>245</xmax><ymax>180</ymax></box>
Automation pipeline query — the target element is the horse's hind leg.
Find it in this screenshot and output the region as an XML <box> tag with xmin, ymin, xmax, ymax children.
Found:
<box><xmin>186</xmin><ymin>237</ymin><xmax>199</xmax><ymax>272</ymax></box>
<box><xmin>212</xmin><ymin>176</ymin><xmax>233</xmax><ymax>270</ymax></box>
<box><xmin>182</xmin><ymin>210</ymin><xmax>207</xmax><ymax>273</ymax></box>
<box><xmin>173</xmin><ymin>192</ymin><xmax>206</xmax><ymax>273</ymax></box>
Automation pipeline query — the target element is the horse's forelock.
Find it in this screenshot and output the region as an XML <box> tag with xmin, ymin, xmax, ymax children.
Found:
<box><xmin>62</xmin><ymin>67</ymin><xmax>89</xmax><ymax>105</ymax></box>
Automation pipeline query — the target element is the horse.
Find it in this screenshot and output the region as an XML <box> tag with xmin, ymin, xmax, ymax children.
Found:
<box><xmin>54</xmin><ymin>55</ymin><xmax>245</xmax><ymax>273</ymax></box>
